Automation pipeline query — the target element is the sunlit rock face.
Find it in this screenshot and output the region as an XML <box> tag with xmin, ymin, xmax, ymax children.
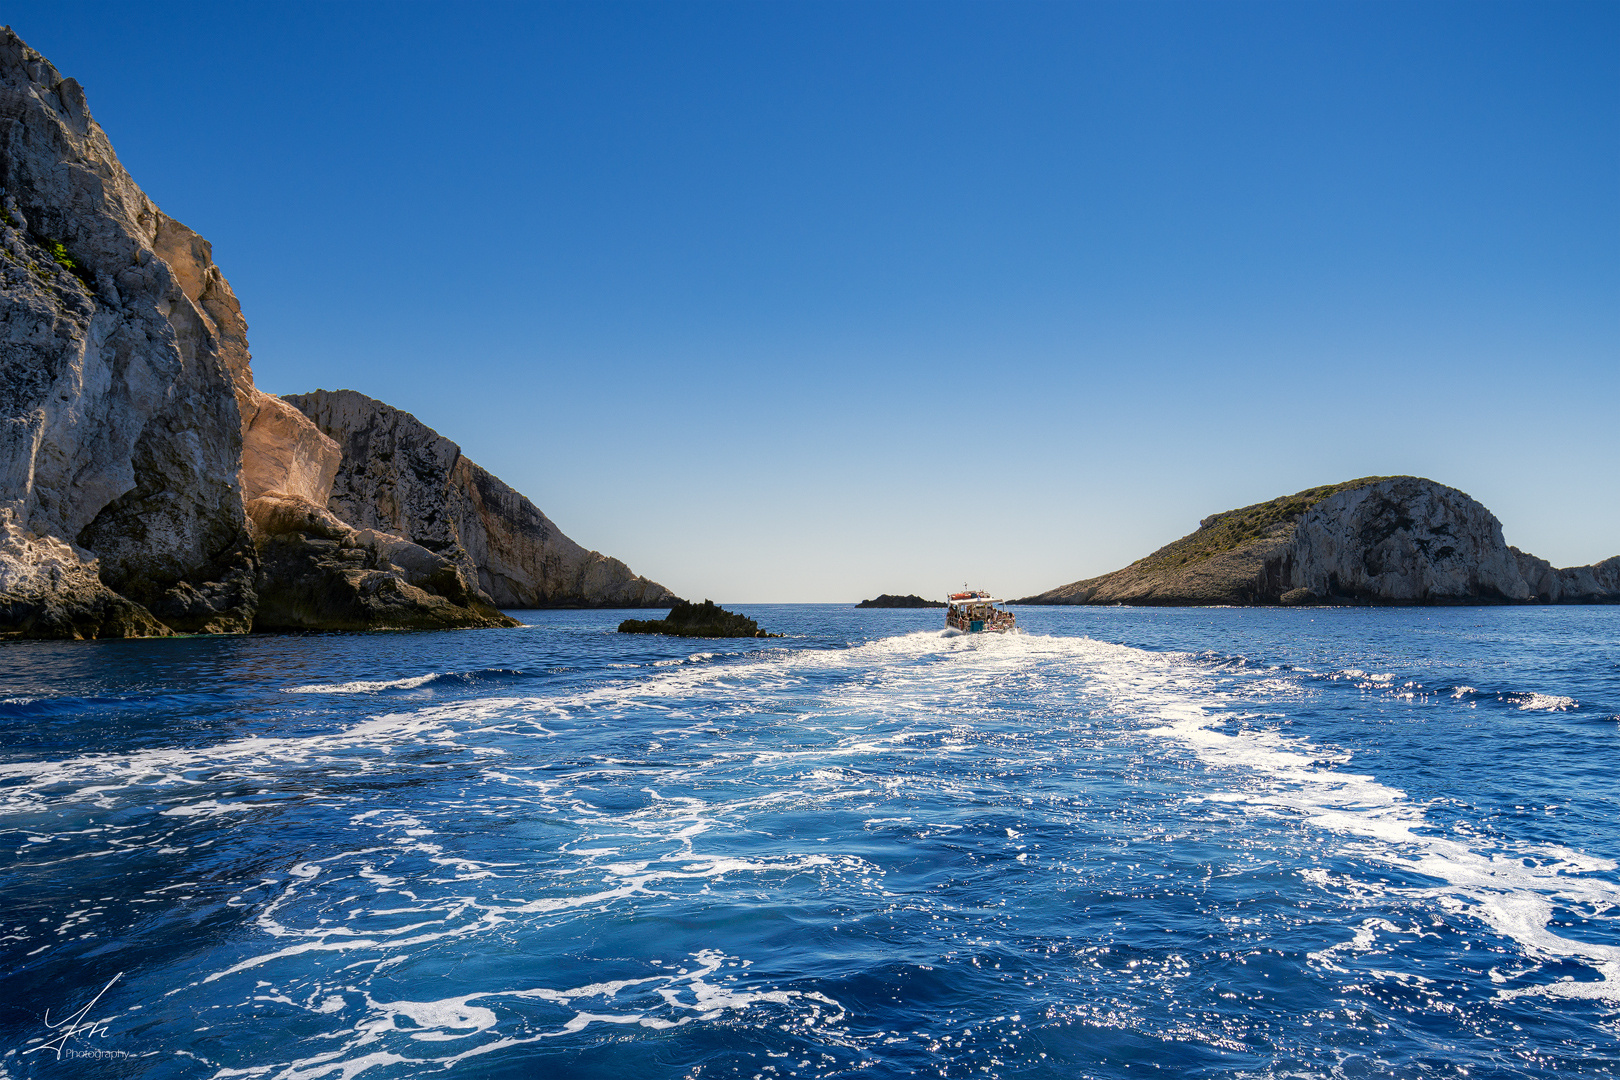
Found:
<box><xmin>1285</xmin><ymin>478</ymin><xmax>1534</xmax><ymax>603</ymax></box>
<box><xmin>285</xmin><ymin>389</ymin><xmax>679</xmax><ymax>609</ymax></box>
<box><xmin>0</xmin><ymin>27</ymin><xmax>522</xmax><ymax>636</ymax></box>
<box><xmin>1022</xmin><ymin>476</ymin><xmax>1619</xmax><ymax>607</ymax></box>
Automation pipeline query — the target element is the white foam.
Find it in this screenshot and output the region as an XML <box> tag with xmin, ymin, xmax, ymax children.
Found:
<box><xmin>202</xmin><ymin>950</ymin><xmax>843</xmax><ymax>1078</ymax></box>
<box><xmin>1133</xmin><ymin>668</ymin><xmax>1620</xmax><ymax>1001</ymax></box>
<box><xmin>283</xmin><ymin>674</ymin><xmax>440</xmax><ymax>694</ymax></box>
<box><xmin>1512</xmin><ymin>693</ymin><xmax>1577</xmax><ymax>712</ymax></box>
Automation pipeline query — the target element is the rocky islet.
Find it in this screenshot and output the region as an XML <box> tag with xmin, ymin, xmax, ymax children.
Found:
<box><xmin>618</xmin><ymin>601</ymin><xmax>780</xmax><ymax>638</ymax></box>
<box><xmin>1020</xmin><ymin>476</ymin><xmax>1620</xmax><ymax>607</ymax></box>
<box><xmin>856</xmin><ymin>594</ymin><xmax>947</xmax><ymax>608</ymax></box>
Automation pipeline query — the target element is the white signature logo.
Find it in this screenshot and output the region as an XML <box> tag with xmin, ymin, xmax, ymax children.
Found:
<box><xmin>25</xmin><ymin>973</ymin><xmax>122</xmax><ymax>1060</ymax></box>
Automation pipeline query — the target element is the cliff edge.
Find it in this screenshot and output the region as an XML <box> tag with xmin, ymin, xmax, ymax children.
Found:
<box><xmin>1020</xmin><ymin>476</ymin><xmax>1618</xmax><ymax>607</ymax></box>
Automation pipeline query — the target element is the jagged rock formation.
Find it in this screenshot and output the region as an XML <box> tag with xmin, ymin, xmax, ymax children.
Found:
<box><xmin>619</xmin><ymin>600</ymin><xmax>779</xmax><ymax>638</ymax></box>
<box><xmin>247</xmin><ymin>495</ymin><xmax>513</xmax><ymax>631</ymax></box>
<box><xmin>856</xmin><ymin>594</ymin><xmax>946</xmax><ymax>608</ymax></box>
<box><xmin>1021</xmin><ymin>476</ymin><xmax>1619</xmax><ymax>607</ymax></box>
<box><xmin>0</xmin><ymin>28</ymin><xmax>518</xmax><ymax>637</ymax></box>
<box><xmin>284</xmin><ymin>389</ymin><xmax>678</xmax><ymax>609</ymax></box>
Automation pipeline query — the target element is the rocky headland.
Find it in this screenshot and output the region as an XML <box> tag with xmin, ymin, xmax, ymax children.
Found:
<box><xmin>856</xmin><ymin>594</ymin><xmax>946</xmax><ymax>608</ymax></box>
<box><xmin>285</xmin><ymin>390</ymin><xmax>676</xmax><ymax>610</ymax></box>
<box><xmin>1019</xmin><ymin>476</ymin><xmax>1619</xmax><ymax>607</ymax></box>
<box><xmin>0</xmin><ymin>28</ymin><xmax>671</xmax><ymax>638</ymax></box>
<box><xmin>619</xmin><ymin>600</ymin><xmax>780</xmax><ymax>638</ymax></box>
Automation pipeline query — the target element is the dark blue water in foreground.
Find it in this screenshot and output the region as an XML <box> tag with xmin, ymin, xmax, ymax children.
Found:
<box><xmin>1</xmin><ymin>606</ymin><xmax>1617</xmax><ymax>1078</ymax></box>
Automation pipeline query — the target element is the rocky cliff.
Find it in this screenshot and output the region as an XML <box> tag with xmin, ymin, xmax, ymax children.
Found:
<box><xmin>0</xmin><ymin>28</ymin><xmax>549</xmax><ymax>637</ymax></box>
<box><xmin>1020</xmin><ymin>476</ymin><xmax>1619</xmax><ymax>607</ymax></box>
<box><xmin>284</xmin><ymin>390</ymin><xmax>678</xmax><ymax>609</ymax></box>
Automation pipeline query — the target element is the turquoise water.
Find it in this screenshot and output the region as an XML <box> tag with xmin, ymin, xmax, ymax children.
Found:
<box><xmin>1</xmin><ymin>606</ymin><xmax>1617</xmax><ymax>1078</ymax></box>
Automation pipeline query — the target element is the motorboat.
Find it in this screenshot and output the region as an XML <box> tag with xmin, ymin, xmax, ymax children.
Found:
<box><xmin>945</xmin><ymin>589</ymin><xmax>1016</xmax><ymax>634</ymax></box>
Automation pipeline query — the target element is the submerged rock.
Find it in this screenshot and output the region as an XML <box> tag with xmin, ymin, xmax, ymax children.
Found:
<box><xmin>618</xmin><ymin>600</ymin><xmax>780</xmax><ymax>638</ymax></box>
<box><xmin>1021</xmin><ymin>476</ymin><xmax>1619</xmax><ymax>607</ymax></box>
<box><xmin>856</xmin><ymin>594</ymin><xmax>946</xmax><ymax>608</ymax></box>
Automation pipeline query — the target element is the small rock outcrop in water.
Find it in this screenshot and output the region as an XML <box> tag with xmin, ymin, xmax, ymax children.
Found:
<box><xmin>0</xmin><ymin>29</ymin><xmax>649</xmax><ymax>638</ymax></box>
<box><xmin>619</xmin><ymin>601</ymin><xmax>780</xmax><ymax>638</ymax></box>
<box><xmin>283</xmin><ymin>390</ymin><xmax>678</xmax><ymax>609</ymax></box>
<box><xmin>1020</xmin><ymin>476</ymin><xmax>1620</xmax><ymax>607</ymax></box>
<box><xmin>856</xmin><ymin>594</ymin><xmax>946</xmax><ymax>608</ymax></box>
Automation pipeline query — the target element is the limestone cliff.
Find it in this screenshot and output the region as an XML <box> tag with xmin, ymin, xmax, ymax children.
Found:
<box><xmin>1020</xmin><ymin>476</ymin><xmax>1619</xmax><ymax>607</ymax></box>
<box><xmin>0</xmin><ymin>27</ymin><xmax>514</xmax><ymax>637</ymax></box>
<box><xmin>284</xmin><ymin>390</ymin><xmax>678</xmax><ymax>609</ymax></box>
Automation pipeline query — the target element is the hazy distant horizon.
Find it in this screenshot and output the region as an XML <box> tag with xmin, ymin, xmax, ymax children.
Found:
<box><xmin>8</xmin><ymin>1</ymin><xmax>1615</xmax><ymax>602</ymax></box>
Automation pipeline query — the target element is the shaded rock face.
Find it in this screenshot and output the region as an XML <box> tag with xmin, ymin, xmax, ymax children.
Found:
<box><xmin>1023</xmin><ymin>476</ymin><xmax>1618</xmax><ymax>607</ymax></box>
<box><xmin>285</xmin><ymin>389</ymin><xmax>678</xmax><ymax>609</ymax></box>
<box><xmin>0</xmin><ymin>28</ymin><xmax>524</xmax><ymax>637</ymax></box>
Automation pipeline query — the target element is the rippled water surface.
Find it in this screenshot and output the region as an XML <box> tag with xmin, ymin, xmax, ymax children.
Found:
<box><xmin>1</xmin><ymin>605</ymin><xmax>1617</xmax><ymax>1078</ymax></box>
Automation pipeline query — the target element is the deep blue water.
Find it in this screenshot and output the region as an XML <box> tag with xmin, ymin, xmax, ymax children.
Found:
<box><xmin>0</xmin><ymin>605</ymin><xmax>1617</xmax><ymax>1079</ymax></box>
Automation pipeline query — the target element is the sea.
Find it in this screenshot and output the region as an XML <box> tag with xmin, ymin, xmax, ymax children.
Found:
<box><xmin>1</xmin><ymin>605</ymin><xmax>1617</xmax><ymax>1079</ymax></box>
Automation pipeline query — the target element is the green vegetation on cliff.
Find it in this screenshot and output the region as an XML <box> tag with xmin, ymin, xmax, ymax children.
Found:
<box><xmin>1132</xmin><ymin>477</ymin><xmax>1396</xmax><ymax>572</ymax></box>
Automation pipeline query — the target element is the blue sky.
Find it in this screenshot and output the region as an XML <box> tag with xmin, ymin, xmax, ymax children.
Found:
<box><xmin>10</xmin><ymin>1</ymin><xmax>1616</xmax><ymax>601</ymax></box>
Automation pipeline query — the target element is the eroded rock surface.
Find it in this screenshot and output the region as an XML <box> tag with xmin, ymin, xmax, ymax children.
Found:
<box><xmin>0</xmin><ymin>508</ymin><xmax>167</xmax><ymax>638</ymax></box>
<box><xmin>1021</xmin><ymin>477</ymin><xmax>1619</xmax><ymax>607</ymax></box>
<box><xmin>285</xmin><ymin>389</ymin><xmax>678</xmax><ymax>609</ymax></box>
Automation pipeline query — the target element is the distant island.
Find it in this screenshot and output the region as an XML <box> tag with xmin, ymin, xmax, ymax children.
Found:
<box><xmin>619</xmin><ymin>601</ymin><xmax>781</xmax><ymax>638</ymax></box>
<box><xmin>1018</xmin><ymin>476</ymin><xmax>1619</xmax><ymax>607</ymax></box>
<box><xmin>856</xmin><ymin>594</ymin><xmax>946</xmax><ymax>608</ymax></box>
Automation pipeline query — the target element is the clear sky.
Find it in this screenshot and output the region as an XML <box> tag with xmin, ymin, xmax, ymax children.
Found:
<box><xmin>9</xmin><ymin>1</ymin><xmax>1616</xmax><ymax>602</ymax></box>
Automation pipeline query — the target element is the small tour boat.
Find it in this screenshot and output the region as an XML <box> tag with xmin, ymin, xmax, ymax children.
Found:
<box><xmin>945</xmin><ymin>589</ymin><xmax>1017</xmax><ymax>634</ymax></box>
